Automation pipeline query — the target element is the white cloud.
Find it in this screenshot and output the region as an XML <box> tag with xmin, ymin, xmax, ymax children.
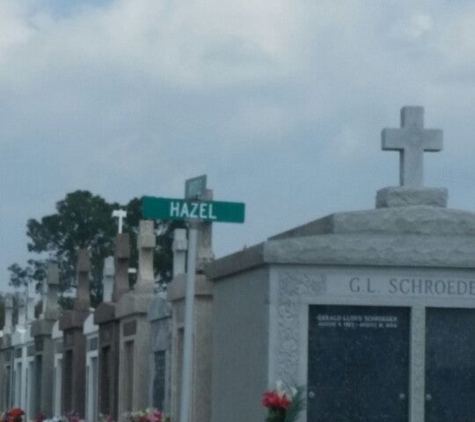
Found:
<box><xmin>4</xmin><ymin>0</ymin><xmax>475</xmax><ymax>290</ymax></box>
<box><xmin>390</xmin><ymin>12</ymin><xmax>433</xmax><ymax>41</ymax></box>
<box><xmin>0</xmin><ymin>1</ymin><xmax>33</xmax><ymax>58</ymax></box>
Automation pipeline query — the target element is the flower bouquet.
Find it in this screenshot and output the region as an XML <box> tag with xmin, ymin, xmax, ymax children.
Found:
<box><xmin>262</xmin><ymin>381</ymin><xmax>305</xmax><ymax>422</ymax></box>
<box><xmin>1</xmin><ymin>408</ymin><xmax>25</xmax><ymax>422</ymax></box>
<box><xmin>124</xmin><ymin>408</ymin><xmax>167</xmax><ymax>422</ymax></box>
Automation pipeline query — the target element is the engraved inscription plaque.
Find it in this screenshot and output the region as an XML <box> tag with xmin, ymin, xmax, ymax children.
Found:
<box><xmin>308</xmin><ymin>305</ymin><xmax>410</xmax><ymax>422</ymax></box>
<box><xmin>426</xmin><ymin>308</ymin><xmax>475</xmax><ymax>422</ymax></box>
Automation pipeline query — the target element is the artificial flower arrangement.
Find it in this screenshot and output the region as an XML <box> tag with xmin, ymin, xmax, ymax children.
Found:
<box><xmin>262</xmin><ymin>381</ymin><xmax>306</xmax><ymax>422</ymax></box>
<box><xmin>124</xmin><ymin>408</ymin><xmax>169</xmax><ymax>422</ymax></box>
<box><xmin>2</xmin><ymin>408</ymin><xmax>25</xmax><ymax>422</ymax></box>
<box><xmin>37</xmin><ymin>411</ymin><xmax>84</xmax><ymax>422</ymax></box>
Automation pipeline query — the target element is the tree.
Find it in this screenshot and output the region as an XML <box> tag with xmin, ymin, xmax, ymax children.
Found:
<box><xmin>8</xmin><ymin>190</ymin><xmax>184</xmax><ymax>307</ymax></box>
<box><xmin>0</xmin><ymin>294</ymin><xmax>4</xmax><ymax>328</ymax></box>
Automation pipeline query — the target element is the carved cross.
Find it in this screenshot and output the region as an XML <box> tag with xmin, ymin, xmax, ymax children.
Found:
<box><xmin>112</xmin><ymin>209</ymin><xmax>127</xmax><ymax>234</ymax></box>
<box><xmin>135</xmin><ymin>220</ymin><xmax>155</xmax><ymax>294</ymax></box>
<box><xmin>45</xmin><ymin>261</ymin><xmax>60</xmax><ymax>319</ymax></box>
<box><xmin>382</xmin><ymin>106</ymin><xmax>443</xmax><ymax>187</ymax></box>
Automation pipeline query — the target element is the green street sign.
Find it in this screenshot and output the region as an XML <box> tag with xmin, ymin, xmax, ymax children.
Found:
<box><xmin>142</xmin><ymin>196</ymin><xmax>245</xmax><ymax>223</ymax></box>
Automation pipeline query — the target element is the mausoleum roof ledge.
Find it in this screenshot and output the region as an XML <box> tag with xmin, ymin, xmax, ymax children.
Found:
<box><xmin>207</xmin><ymin>233</ymin><xmax>475</xmax><ymax>280</ymax></box>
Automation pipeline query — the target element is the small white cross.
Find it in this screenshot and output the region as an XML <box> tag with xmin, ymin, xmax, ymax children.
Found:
<box><xmin>382</xmin><ymin>106</ymin><xmax>443</xmax><ymax>188</ymax></box>
<box><xmin>112</xmin><ymin>209</ymin><xmax>127</xmax><ymax>234</ymax></box>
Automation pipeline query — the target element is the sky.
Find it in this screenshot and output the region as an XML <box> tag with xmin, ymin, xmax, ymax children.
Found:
<box><xmin>2</xmin><ymin>0</ymin><xmax>475</xmax><ymax>292</ymax></box>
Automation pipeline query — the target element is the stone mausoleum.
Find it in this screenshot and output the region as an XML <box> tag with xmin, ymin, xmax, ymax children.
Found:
<box><xmin>207</xmin><ymin>106</ymin><xmax>475</xmax><ymax>422</ymax></box>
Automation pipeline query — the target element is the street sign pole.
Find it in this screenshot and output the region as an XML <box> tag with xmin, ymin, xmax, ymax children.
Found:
<box><xmin>141</xmin><ymin>175</ymin><xmax>245</xmax><ymax>422</ymax></box>
<box><xmin>179</xmin><ymin>220</ymin><xmax>198</xmax><ymax>422</ymax></box>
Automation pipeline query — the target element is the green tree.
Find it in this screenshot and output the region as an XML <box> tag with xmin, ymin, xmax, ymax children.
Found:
<box><xmin>9</xmin><ymin>190</ymin><xmax>184</xmax><ymax>307</ymax></box>
<box><xmin>0</xmin><ymin>294</ymin><xmax>5</xmax><ymax>328</ymax></box>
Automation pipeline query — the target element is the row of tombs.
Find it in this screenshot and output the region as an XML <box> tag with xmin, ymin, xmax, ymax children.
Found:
<box><xmin>3</xmin><ymin>107</ymin><xmax>475</xmax><ymax>422</ymax></box>
<box><xmin>0</xmin><ymin>220</ymin><xmax>209</xmax><ymax>422</ymax></box>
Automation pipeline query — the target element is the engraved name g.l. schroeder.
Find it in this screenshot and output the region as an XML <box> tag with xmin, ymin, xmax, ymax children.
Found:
<box><xmin>349</xmin><ymin>276</ymin><xmax>475</xmax><ymax>296</ymax></box>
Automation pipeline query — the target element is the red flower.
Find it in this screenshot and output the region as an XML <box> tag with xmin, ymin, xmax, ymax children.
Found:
<box><xmin>7</xmin><ymin>408</ymin><xmax>24</xmax><ymax>422</ymax></box>
<box><xmin>7</xmin><ymin>410</ymin><xmax>24</xmax><ymax>419</ymax></box>
<box><xmin>262</xmin><ymin>390</ymin><xmax>291</xmax><ymax>409</ymax></box>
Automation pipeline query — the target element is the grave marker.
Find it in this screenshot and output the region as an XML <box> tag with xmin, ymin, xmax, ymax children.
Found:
<box><xmin>112</xmin><ymin>209</ymin><xmax>127</xmax><ymax>234</ymax></box>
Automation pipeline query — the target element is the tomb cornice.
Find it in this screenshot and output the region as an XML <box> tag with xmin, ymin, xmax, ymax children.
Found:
<box><xmin>207</xmin><ymin>232</ymin><xmax>475</xmax><ymax>280</ymax></box>
<box><xmin>205</xmin><ymin>243</ymin><xmax>265</xmax><ymax>280</ymax></box>
<box><xmin>0</xmin><ymin>335</ymin><xmax>12</xmax><ymax>349</ymax></box>
<box><xmin>59</xmin><ymin>309</ymin><xmax>90</xmax><ymax>330</ymax></box>
<box><xmin>30</xmin><ymin>319</ymin><xmax>56</xmax><ymax>337</ymax></box>
<box><xmin>167</xmin><ymin>274</ymin><xmax>213</xmax><ymax>302</ymax></box>
<box><xmin>263</xmin><ymin>234</ymin><xmax>475</xmax><ymax>268</ymax></box>
<box><xmin>148</xmin><ymin>295</ymin><xmax>171</xmax><ymax>321</ymax></box>
<box><xmin>94</xmin><ymin>301</ymin><xmax>117</xmax><ymax>324</ymax></box>
<box><xmin>115</xmin><ymin>291</ymin><xmax>154</xmax><ymax>319</ymax></box>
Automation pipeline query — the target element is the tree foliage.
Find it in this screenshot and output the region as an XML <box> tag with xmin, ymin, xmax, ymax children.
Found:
<box><xmin>0</xmin><ymin>294</ymin><xmax>4</xmax><ymax>328</ymax></box>
<box><xmin>8</xmin><ymin>190</ymin><xmax>184</xmax><ymax>307</ymax></box>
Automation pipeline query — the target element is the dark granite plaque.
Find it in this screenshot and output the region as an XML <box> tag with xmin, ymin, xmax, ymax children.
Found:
<box><xmin>123</xmin><ymin>320</ymin><xmax>137</xmax><ymax>337</ymax></box>
<box><xmin>88</xmin><ymin>337</ymin><xmax>98</xmax><ymax>352</ymax></box>
<box><xmin>100</xmin><ymin>346</ymin><xmax>111</xmax><ymax>415</ymax></box>
<box><xmin>5</xmin><ymin>364</ymin><xmax>11</xmax><ymax>408</ymax></box>
<box><xmin>65</xmin><ymin>332</ymin><xmax>74</xmax><ymax>347</ymax></box>
<box><xmin>308</xmin><ymin>305</ymin><xmax>410</xmax><ymax>422</ymax></box>
<box><xmin>152</xmin><ymin>351</ymin><xmax>166</xmax><ymax>410</ymax></box>
<box><xmin>101</xmin><ymin>326</ymin><xmax>112</xmax><ymax>344</ymax></box>
<box><xmin>35</xmin><ymin>338</ymin><xmax>44</xmax><ymax>352</ymax></box>
<box><xmin>426</xmin><ymin>308</ymin><xmax>475</xmax><ymax>422</ymax></box>
<box><xmin>35</xmin><ymin>355</ymin><xmax>42</xmax><ymax>415</ymax></box>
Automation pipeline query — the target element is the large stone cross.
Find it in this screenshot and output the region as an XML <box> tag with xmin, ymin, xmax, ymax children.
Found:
<box><xmin>382</xmin><ymin>106</ymin><xmax>443</xmax><ymax>187</ymax></box>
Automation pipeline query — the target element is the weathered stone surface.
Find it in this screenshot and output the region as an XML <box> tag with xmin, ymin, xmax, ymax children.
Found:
<box><xmin>59</xmin><ymin>249</ymin><xmax>91</xmax><ymax>417</ymax></box>
<box><xmin>270</xmin><ymin>206</ymin><xmax>475</xmax><ymax>238</ymax></box>
<box><xmin>172</xmin><ymin>229</ymin><xmax>188</xmax><ymax>277</ymax></box>
<box><xmin>148</xmin><ymin>295</ymin><xmax>171</xmax><ymax>322</ymax></box>
<box><xmin>75</xmin><ymin>249</ymin><xmax>91</xmax><ymax>311</ymax></box>
<box><xmin>31</xmin><ymin>319</ymin><xmax>56</xmax><ymax>337</ymax></box>
<box><xmin>59</xmin><ymin>309</ymin><xmax>89</xmax><ymax>330</ymax></box>
<box><xmin>208</xmin><ymin>231</ymin><xmax>475</xmax><ymax>281</ymax></box>
<box><xmin>264</xmin><ymin>234</ymin><xmax>475</xmax><ymax>267</ymax></box>
<box><xmin>102</xmin><ymin>256</ymin><xmax>115</xmax><ymax>303</ymax></box>
<box><xmin>44</xmin><ymin>262</ymin><xmax>61</xmax><ymax>321</ymax></box>
<box><xmin>94</xmin><ymin>302</ymin><xmax>116</xmax><ymax>324</ymax></box>
<box><xmin>113</xmin><ymin>234</ymin><xmax>130</xmax><ymax>302</ymax></box>
<box><xmin>116</xmin><ymin>220</ymin><xmax>156</xmax><ymax>420</ymax></box>
<box><xmin>116</xmin><ymin>233</ymin><xmax>130</xmax><ymax>258</ymax></box>
<box><xmin>376</xmin><ymin>187</ymin><xmax>448</xmax><ymax>208</ymax></box>
<box><xmin>134</xmin><ymin>220</ymin><xmax>155</xmax><ymax>295</ymax></box>
<box><xmin>167</xmin><ymin>274</ymin><xmax>213</xmax><ymax>301</ymax></box>
<box><xmin>115</xmin><ymin>291</ymin><xmax>154</xmax><ymax>318</ymax></box>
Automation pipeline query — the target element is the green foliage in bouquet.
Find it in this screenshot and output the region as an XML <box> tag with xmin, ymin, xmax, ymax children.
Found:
<box><xmin>262</xmin><ymin>381</ymin><xmax>306</xmax><ymax>422</ymax></box>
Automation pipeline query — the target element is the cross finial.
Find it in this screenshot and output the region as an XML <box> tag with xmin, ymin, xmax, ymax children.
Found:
<box><xmin>382</xmin><ymin>106</ymin><xmax>443</xmax><ymax>187</ymax></box>
<box><xmin>112</xmin><ymin>209</ymin><xmax>127</xmax><ymax>234</ymax></box>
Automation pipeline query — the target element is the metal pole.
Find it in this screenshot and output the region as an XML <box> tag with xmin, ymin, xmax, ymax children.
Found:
<box><xmin>179</xmin><ymin>221</ymin><xmax>199</xmax><ymax>422</ymax></box>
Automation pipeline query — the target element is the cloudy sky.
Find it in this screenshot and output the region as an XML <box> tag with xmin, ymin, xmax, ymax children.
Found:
<box><xmin>2</xmin><ymin>0</ymin><xmax>475</xmax><ymax>292</ymax></box>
